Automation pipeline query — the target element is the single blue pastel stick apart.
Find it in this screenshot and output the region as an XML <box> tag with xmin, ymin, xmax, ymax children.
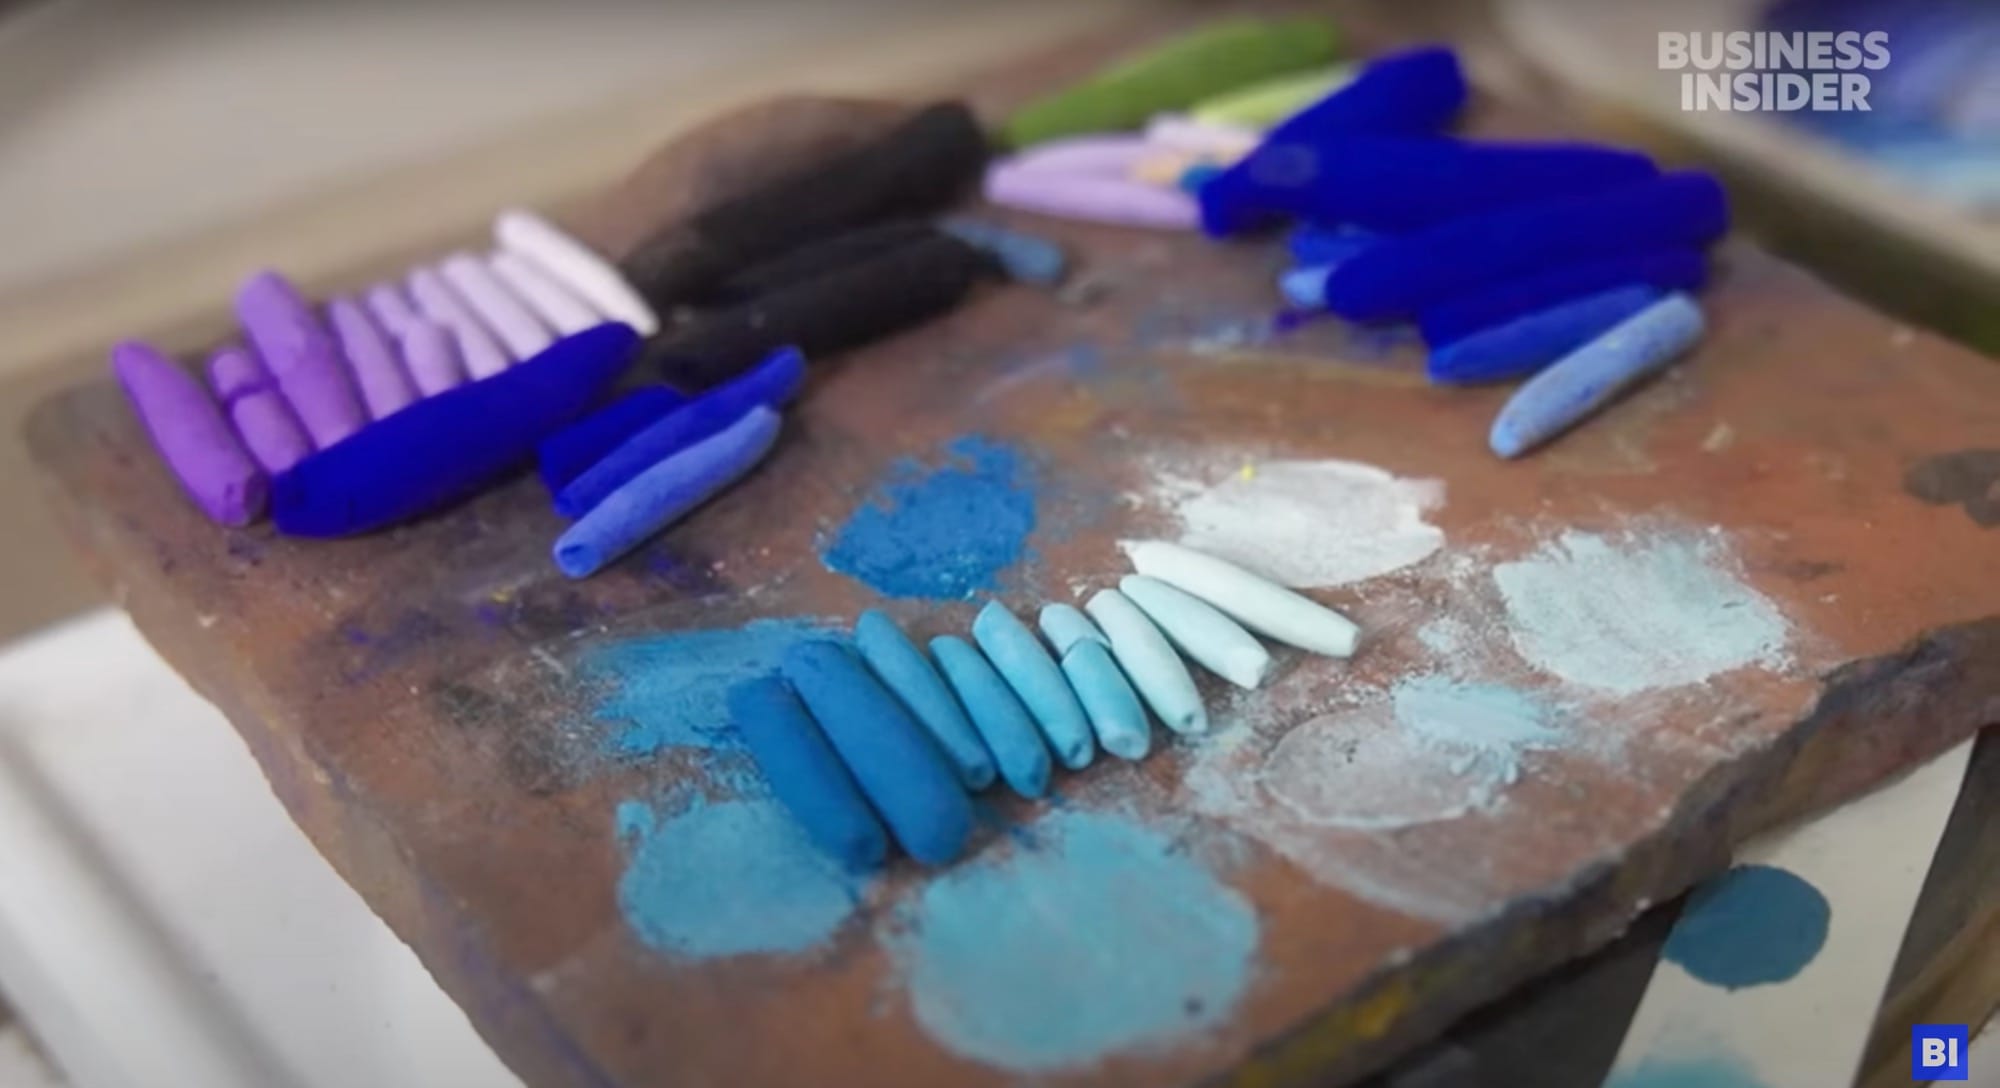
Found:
<box><xmin>1320</xmin><ymin>172</ymin><xmax>1730</xmax><ymax>320</ymax></box>
<box><xmin>726</xmin><ymin>676</ymin><xmax>890</xmax><ymax>871</ymax></box>
<box><xmin>537</xmin><ymin>385</ymin><xmax>687</xmax><ymax>493</ymax></box>
<box><xmin>1287</xmin><ymin>224</ymin><xmax>1377</xmax><ymax>266</ymax></box>
<box><xmin>972</xmin><ymin>602</ymin><xmax>1096</xmax><ymax>771</ymax></box>
<box><xmin>556</xmin><ymin>345</ymin><xmax>804</xmax><ymax>518</ymax></box>
<box><xmin>783</xmin><ymin>640</ymin><xmax>974</xmax><ymax>865</ymax></box>
<box><xmin>270</xmin><ymin>323</ymin><xmax>637</xmax><ymax>537</ymax></box>
<box><xmin>1489</xmin><ymin>292</ymin><xmax>1707</xmax><ymax>459</ymax></box>
<box><xmin>1429</xmin><ymin>285</ymin><xmax>1664</xmax><ymax>386</ymax></box>
<box><xmin>938</xmin><ymin>217</ymin><xmax>1066</xmax><ymax>287</ymax></box>
<box><xmin>854</xmin><ymin>610</ymin><xmax>996</xmax><ymax>791</ymax></box>
<box><xmin>929</xmin><ymin>635</ymin><xmax>1052</xmax><ymax>800</ymax></box>
<box><xmin>1059</xmin><ymin>639</ymin><xmax>1151</xmax><ymax>762</ymax></box>
<box><xmin>553</xmin><ymin>405</ymin><xmax>781</xmax><ymax>579</ymax></box>
<box><xmin>1419</xmin><ymin>249</ymin><xmax>1709</xmax><ymax>345</ymax></box>
<box><xmin>1037</xmin><ymin>602</ymin><xmax>1109</xmax><ymax>654</ymax></box>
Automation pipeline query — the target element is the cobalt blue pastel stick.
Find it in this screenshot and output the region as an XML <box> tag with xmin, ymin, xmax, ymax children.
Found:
<box><xmin>270</xmin><ymin>323</ymin><xmax>637</xmax><ymax>537</ymax></box>
<box><xmin>537</xmin><ymin>386</ymin><xmax>687</xmax><ymax>493</ymax></box>
<box><xmin>726</xmin><ymin>676</ymin><xmax>890</xmax><ymax>872</ymax></box>
<box><xmin>782</xmin><ymin>640</ymin><xmax>974</xmax><ymax>866</ymax></box>
<box><xmin>1428</xmin><ymin>285</ymin><xmax>1664</xmax><ymax>385</ymax></box>
<box><xmin>930</xmin><ymin>635</ymin><xmax>1052</xmax><ymax>800</ymax></box>
<box><xmin>1419</xmin><ymin>249</ymin><xmax>1709</xmax><ymax>345</ymax></box>
<box><xmin>1489</xmin><ymin>292</ymin><xmax>1707</xmax><ymax>459</ymax></box>
<box><xmin>972</xmin><ymin>601</ymin><xmax>1095</xmax><ymax>771</ymax></box>
<box><xmin>1287</xmin><ymin>224</ymin><xmax>1378</xmax><ymax>266</ymax></box>
<box><xmin>854</xmin><ymin>609</ymin><xmax>996</xmax><ymax>791</ymax></box>
<box><xmin>553</xmin><ymin>406</ymin><xmax>781</xmax><ymax>579</ymax></box>
<box><xmin>1320</xmin><ymin>172</ymin><xmax>1730</xmax><ymax>320</ymax></box>
<box><xmin>555</xmin><ymin>345</ymin><xmax>803</xmax><ymax>518</ymax></box>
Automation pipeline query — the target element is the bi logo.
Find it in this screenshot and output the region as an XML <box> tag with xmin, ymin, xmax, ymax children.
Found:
<box><xmin>1914</xmin><ymin>1024</ymin><xmax>1969</xmax><ymax>1080</ymax></box>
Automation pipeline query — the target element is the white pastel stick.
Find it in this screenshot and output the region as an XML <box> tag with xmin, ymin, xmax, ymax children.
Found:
<box><xmin>488</xmin><ymin>249</ymin><xmax>600</xmax><ymax>335</ymax></box>
<box><xmin>440</xmin><ymin>251</ymin><xmax>554</xmax><ymax>358</ymax></box>
<box><xmin>407</xmin><ymin>266</ymin><xmax>511</xmax><ymax>378</ymax></box>
<box><xmin>494</xmin><ymin>208</ymin><xmax>659</xmax><ymax>336</ymax></box>
<box><xmin>1085</xmin><ymin>589</ymin><xmax>1207</xmax><ymax>735</ymax></box>
<box><xmin>1120</xmin><ymin>574</ymin><xmax>1272</xmax><ymax>690</ymax></box>
<box><xmin>1124</xmin><ymin>539</ymin><xmax>1360</xmax><ymax>658</ymax></box>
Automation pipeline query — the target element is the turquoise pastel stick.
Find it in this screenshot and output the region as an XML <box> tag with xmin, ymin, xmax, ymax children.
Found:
<box><xmin>972</xmin><ymin>601</ymin><xmax>1096</xmax><ymax>771</ymax></box>
<box><xmin>1038</xmin><ymin>602</ymin><xmax>1109</xmax><ymax>654</ymax></box>
<box><xmin>854</xmin><ymin>609</ymin><xmax>996</xmax><ymax>790</ymax></box>
<box><xmin>1489</xmin><ymin>292</ymin><xmax>1706</xmax><ymax>459</ymax></box>
<box><xmin>930</xmin><ymin>635</ymin><xmax>1052</xmax><ymax>800</ymax></box>
<box><xmin>1059</xmin><ymin>640</ymin><xmax>1151</xmax><ymax>761</ymax></box>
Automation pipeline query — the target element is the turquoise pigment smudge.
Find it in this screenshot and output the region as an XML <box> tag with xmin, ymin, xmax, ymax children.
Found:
<box><xmin>1662</xmin><ymin>864</ymin><xmax>1830</xmax><ymax>989</ymax></box>
<box><xmin>615</xmin><ymin>795</ymin><xmax>869</xmax><ymax>959</ymax></box>
<box><xmin>892</xmin><ymin>809</ymin><xmax>1259</xmax><ymax>1072</ymax></box>
<box><xmin>582</xmin><ymin>618</ymin><xmax>838</xmax><ymax>757</ymax></box>
<box><xmin>822</xmin><ymin>436</ymin><xmax>1037</xmax><ymax>599</ymax></box>
<box><xmin>1606</xmin><ymin>1052</ymin><xmax>1769</xmax><ymax>1088</ymax></box>
<box><xmin>1493</xmin><ymin>529</ymin><xmax>1790</xmax><ymax>695</ymax></box>
<box><xmin>1392</xmin><ymin>675</ymin><xmax>1563</xmax><ymax>786</ymax></box>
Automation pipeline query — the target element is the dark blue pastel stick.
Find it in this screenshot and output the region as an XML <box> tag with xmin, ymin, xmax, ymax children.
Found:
<box><xmin>726</xmin><ymin>676</ymin><xmax>890</xmax><ymax>872</ymax></box>
<box><xmin>1419</xmin><ymin>249</ymin><xmax>1709</xmax><ymax>346</ymax></box>
<box><xmin>270</xmin><ymin>323</ymin><xmax>637</xmax><ymax>537</ymax></box>
<box><xmin>1428</xmin><ymin>285</ymin><xmax>1664</xmax><ymax>385</ymax></box>
<box><xmin>929</xmin><ymin>635</ymin><xmax>1051</xmax><ymax>800</ymax></box>
<box><xmin>782</xmin><ymin>640</ymin><xmax>974</xmax><ymax>866</ymax></box>
<box><xmin>555</xmin><ymin>346</ymin><xmax>804</xmax><ymax>519</ymax></box>
<box><xmin>1319</xmin><ymin>171</ymin><xmax>1730</xmax><ymax>320</ymax></box>
<box><xmin>537</xmin><ymin>386</ymin><xmax>687</xmax><ymax>493</ymax></box>
<box><xmin>854</xmin><ymin>610</ymin><xmax>996</xmax><ymax>791</ymax></box>
<box><xmin>1287</xmin><ymin>224</ymin><xmax>1378</xmax><ymax>266</ymax></box>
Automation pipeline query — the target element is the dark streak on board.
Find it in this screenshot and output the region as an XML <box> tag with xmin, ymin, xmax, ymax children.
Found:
<box><xmin>1904</xmin><ymin>449</ymin><xmax>2000</xmax><ymax>527</ymax></box>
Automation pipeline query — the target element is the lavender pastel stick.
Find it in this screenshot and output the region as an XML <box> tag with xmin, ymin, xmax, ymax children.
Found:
<box><xmin>984</xmin><ymin>165</ymin><xmax>1200</xmax><ymax>229</ymax></box>
<box><xmin>488</xmin><ymin>250</ymin><xmax>601</xmax><ymax>335</ymax></box>
<box><xmin>1418</xmin><ymin>249</ymin><xmax>1709</xmax><ymax>345</ymax></box>
<box><xmin>1429</xmin><ymin>285</ymin><xmax>1664</xmax><ymax>385</ymax></box>
<box><xmin>113</xmin><ymin>341</ymin><xmax>266</xmax><ymax>525</ymax></box>
<box><xmin>208</xmin><ymin>345</ymin><xmax>270</xmax><ymax>404</ymax></box>
<box><xmin>234</xmin><ymin>270</ymin><xmax>366</xmax><ymax>448</ymax></box>
<box><xmin>365</xmin><ymin>283</ymin><xmax>421</xmax><ymax>338</ymax></box>
<box><xmin>398</xmin><ymin>318</ymin><xmax>467</xmax><ymax>397</ymax></box>
<box><xmin>209</xmin><ymin>346</ymin><xmax>311</xmax><ymax>474</ymax></box>
<box><xmin>408</xmin><ymin>266</ymin><xmax>510</xmax><ymax>378</ymax></box>
<box><xmin>441</xmin><ymin>252</ymin><xmax>554</xmax><ymax>358</ymax></box>
<box><xmin>536</xmin><ymin>386</ymin><xmax>688</xmax><ymax>493</ymax></box>
<box><xmin>326</xmin><ymin>297</ymin><xmax>417</xmax><ymax>419</ymax></box>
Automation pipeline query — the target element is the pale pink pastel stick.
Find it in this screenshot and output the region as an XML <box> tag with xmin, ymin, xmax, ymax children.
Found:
<box><xmin>487</xmin><ymin>250</ymin><xmax>599</xmax><ymax>335</ymax></box>
<box><xmin>209</xmin><ymin>346</ymin><xmax>312</xmax><ymax>473</ymax></box>
<box><xmin>408</xmin><ymin>266</ymin><xmax>510</xmax><ymax>378</ymax></box>
<box><xmin>327</xmin><ymin>297</ymin><xmax>418</xmax><ymax>419</ymax></box>
<box><xmin>440</xmin><ymin>251</ymin><xmax>553</xmax><ymax>358</ymax></box>
<box><xmin>1002</xmin><ymin>134</ymin><xmax>1154</xmax><ymax>178</ymax></box>
<box><xmin>366</xmin><ymin>282</ymin><xmax>422</xmax><ymax>338</ymax></box>
<box><xmin>398</xmin><ymin>317</ymin><xmax>467</xmax><ymax>396</ymax></box>
<box><xmin>985</xmin><ymin>164</ymin><xmax>1200</xmax><ymax>230</ymax></box>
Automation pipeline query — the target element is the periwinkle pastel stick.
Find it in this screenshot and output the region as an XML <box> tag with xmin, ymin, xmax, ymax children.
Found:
<box><xmin>409</xmin><ymin>266</ymin><xmax>510</xmax><ymax>378</ymax></box>
<box><xmin>1418</xmin><ymin>249</ymin><xmax>1709</xmax><ymax>345</ymax></box>
<box><xmin>782</xmin><ymin>640</ymin><xmax>974</xmax><ymax>866</ymax></box>
<box><xmin>271</xmin><ymin>324</ymin><xmax>639</xmax><ymax>536</ymax></box>
<box><xmin>234</xmin><ymin>270</ymin><xmax>366</xmax><ymax>448</ymax></box>
<box><xmin>930</xmin><ymin>635</ymin><xmax>1052</xmax><ymax>800</ymax></box>
<box><xmin>855</xmin><ymin>610</ymin><xmax>995</xmax><ymax>791</ymax></box>
<box><xmin>1120</xmin><ymin>575</ymin><xmax>1272</xmax><ymax>690</ymax></box>
<box><xmin>706</xmin><ymin>221</ymin><xmax>935</xmax><ymax>304</ymax></box>
<box><xmin>1086</xmin><ymin>589</ymin><xmax>1207</xmax><ymax>736</ymax></box>
<box><xmin>1287</xmin><ymin>224</ymin><xmax>1378</xmax><ymax>267</ymax></box>
<box><xmin>972</xmin><ymin>602</ymin><xmax>1095</xmax><ymax>771</ymax></box>
<box><xmin>536</xmin><ymin>386</ymin><xmax>688</xmax><ymax>493</ymax></box>
<box><xmin>488</xmin><ymin>250</ymin><xmax>600</xmax><ymax>336</ymax></box>
<box><xmin>1319</xmin><ymin>172</ymin><xmax>1731</xmax><ymax>320</ymax></box>
<box><xmin>1489</xmin><ymin>292</ymin><xmax>1707</xmax><ymax>459</ymax></box>
<box><xmin>441</xmin><ymin>252</ymin><xmax>553</xmax><ymax>358</ymax></box>
<box><xmin>114</xmin><ymin>341</ymin><xmax>266</xmax><ymax>525</ymax></box>
<box><xmin>557</xmin><ymin>345</ymin><xmax>804</xmax><ymax>518</ymax></box>
<box><xmin>726</xmin><ymin>676</ymin><xmax>890</xmax><ymax>872</ymax></box>
<box><xmin>1429</xmin><ymin>285</ymin><xmax>1664</xmax><ymax>386</ymax></box>
<box><xmin>552</xmin><ymin>406</ymin><xmax>781</xmax><ymax>579</ymax></box>
<box><xmin>1125</xmin><ymin>540</ymin><xmax>1361</xmax><ymax>658</ymax></box>
<box><xmin>326</xmin><ymin>297</ymin><xmax>417</xmax><ymax>419</ymax></box>
<box><xmin>494</xmin><ymin>210</ymin><xmax>659</xmax><ymax>336</ymax></box>
<box><xmin>211</xmin><ymin>347</ymin><xmax>312</xmax><ymax>474</ymax></box>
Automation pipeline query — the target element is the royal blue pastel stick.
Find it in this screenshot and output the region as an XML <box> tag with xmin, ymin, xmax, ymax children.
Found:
<box><xmin>726</xmin><ymin>676</ymin><xmax>890</xmax><ymax>872</ymax></box>
<box><xmin>537</xmin><ymin>385</ymin><xmax>687</xmax><ymax>493</ymax></box>
<box><xmin>1428</xmin><ymin>284</ymin><xmax>1664</xmax><ymax>385</ymax></box>
<box><xmin>1419</xmin><ymin>249</ymin><xmax>1709</xmax><ymax>345</ymax></box>
<box><xmin>1489</xmin><ymin>292</ymin><xmax>1707</xmax><ymax>458</ymax></box>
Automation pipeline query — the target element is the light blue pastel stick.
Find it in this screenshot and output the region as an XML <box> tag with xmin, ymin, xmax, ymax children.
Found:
<box><xmin>939</xmin><ymin>217</ymin><xmax>1067</xmax><ymax>286</ymax></box>
<box><xmin>1280</xmin><ymin>265</ymin><xmax>1335</xmax><ymax>310</ymax></box>
<box><xmin>1059</xmin><ymin>640</ymin><xmax>1152</xmax><ymax>761</ymax></box>
<box><xmin>854</xmin><ymin>609</ymin><xmax>996</xmax><ymax>790</ymax></box>
<box><xmin>972</xmin><ymin>601</ymin><xmax>1096</xmax><ymax>771</ymax></box>
<box><xmin>1038</xmin><ymin>602</ymin><xmax>1110</xmax><ymax>654</ymax></box>
<box><xmin>930</xmin><ymin>635</ymin><xmax>1052</xmax><ymax>799</ymax></box>
<box><xmin>1086</xmin><ymin>588</ymin><xmax>1207</xmax><ymax>735</ymax></box>
<box><xmin>1488</xmin><ymin>292</ymin><xmax>1706</xmax><ymax>460</ymax></box>
<box><xmin>1119</xmin><ymin>574</ymin><xmax>1272</xmax><ymax>690</ymax></box>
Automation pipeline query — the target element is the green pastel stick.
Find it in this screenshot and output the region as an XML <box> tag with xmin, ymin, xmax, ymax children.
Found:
<box><xmin>1003</xmin><ymin>17</ymin><xmax>1341</xmax><ymax>148</ymax></box>
<box><xmin>1189</xmin><ymin>64</ymin><xmax>1356</xmax><ymax>129</ymax></box>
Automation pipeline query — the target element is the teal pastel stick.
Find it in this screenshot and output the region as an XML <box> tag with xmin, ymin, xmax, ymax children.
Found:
<box><xmin>972</xmin><ymin>601</ymin><xmax>1096</xmax><ymax>771</ymax></box>
<box><xmin>854</xmin><ymin>609</ymin><xmax>996</xmax><ymax>791</ymax></box>
<box><xmin>1038</xmin><ymin>602</ymin><xmax>1109</xmax><ymax>654</ymax></box>
<box><xmin>726</xmin><ymin>676</ymin><xmax>889</xmax><ymax>872</ymax></box>
<box><xmin>930</xmin><ymin>635</ymin><xmax>1052</xmax><ymax>800</ymax></box>
<box><xmin>1059</xmin><ymin>641</ymin><xmax>1152</xmax><ymax>761</ymax></box>
<box><xmin>1489</xmin><ymin>292</ymin><xmax>1707</xmax><ymax>460</ymax></box>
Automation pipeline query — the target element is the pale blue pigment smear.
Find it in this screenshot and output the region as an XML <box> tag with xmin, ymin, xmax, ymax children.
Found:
<box><xmin>1493</xmin><ymin>529</ymin><xmax>1790</xmax><ymax>695</ymax></box>
<box><xmin>1392</xmin><ymin>675</ymin><xmax>1563</xmax><ymax>789</ymax></box>
<box><xmin>583</xmin><ymin>618</ymin><xmax>838</xmax><ymax>757</ymax></box>
<box><xmin>823</xmin><ymin>436</ymin><xmax>1038</xmax><ymax>600</ymax></box>
<box><xmin>615</xmin><ymin>795</ymin><xmax>868</xmax><ymax>959</ymax></box>
<box><xmin>894</xmin><ymin>809</ymin><xmax>1258</xmax><ymax>1072</ymax></box>
<box><xmin>1663</xmin><ymin>864</ymin><xmax>1831</xmax><ymax>990</ymax></box>
<box><xmin>1607</xmin><ymin>1052</ymin><xmax>1769</xmax><ymax>1088</ymax></box>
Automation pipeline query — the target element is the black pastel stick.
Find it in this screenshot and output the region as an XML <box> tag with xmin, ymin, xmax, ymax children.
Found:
<box><xmin>703</xmin><ymin>220</ymin><xmax>934</xmax><ymax>304</ymax></box>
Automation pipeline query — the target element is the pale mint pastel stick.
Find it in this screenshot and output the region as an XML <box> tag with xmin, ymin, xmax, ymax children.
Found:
<box><xmin>854</xmin><ymin>610</ymin><xmax>996</xmax><ymax>791</ymax></box>
<box><xmin>1038</xmin><ymin>602</ymin><xmax>1110</xmax><ymax>654</ymax></box>
<box><xmin>1086</xmin><ymin>588</ymin><xmax>1206</xmax><ymax>735</ymax></box>
<box><xmin>1488</xmin><ymin>292</ymin><xmax>1707</xmax><ymax>460</ymax></box>
<box><xmin>488</xmin><ymin>250</ymin><xmax>600</xmax><ymax>335</ymax></box>
<box><xmin>441</xmin><ymin>251</ymin><xmax>553</xmax><ymax>359</ymax></box>
<box><xmin>1120</xmin><ymin>574</ymin><xmax>1272</xmax><ymax>690</ymax></box>
<box><xmin>408</xmin><ymin>266</ymin><xmax>510</xmax><ymax>378</ymax></box>
<box><xmin>973</xmin><ymin>601</ymin><xmax>1096</xmax><ymax>770</ymax></box>
<box><xmin>1124</xmin><ymin>540</ymin><xmax>1361</xmax><ymax>659</ymax></box>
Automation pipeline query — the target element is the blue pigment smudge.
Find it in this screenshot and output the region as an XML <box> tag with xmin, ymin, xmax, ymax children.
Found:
<box><xmin>1663</xmin><ymin>864</ymin><xmax>1831</xmax><ymax>990</ymax></box>
<box><xmin>582</xmin><ymin>618</ymin><xmax>839</xmax><ymax>757</ymax></box>
<box><xmin>1392</xmin><ymin>675</ymin><xmax>1563</xmax><ymax>788</ymax></box>
<box><xmin>615</xmin><ymin>795</ymin><xmax>868</xmax><ymax>959</ymax></box>
<box><xmin>822</xmin><ymin>436</ymin><xmax>1037</xmax><ymax>600</ymax></box>
<box><xmin>1606</xmin><ymin>1052</ymin><xmax>1770</xmax><ymax>1088</ymax></box>
<box><xmin>893</xmin><ymin>809</ymin><xmax>1259</xmax><ymax>1072</ymax></box>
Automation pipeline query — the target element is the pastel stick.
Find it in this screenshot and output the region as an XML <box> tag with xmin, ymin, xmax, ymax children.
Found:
<box><xmin>488</xmin><ymin>250</ymin><xmax>601</xmax><ymax>336</ymax></box>
<box><xmin>854</xmin><ymin>610</ymin><xmax>996</xmax><ymax>791</ymax></box>
<box><xmin>441</xmin><ymin>252</ymin><xmax>555</xmax><ymax>358</ymax></box>
<box><xmin>365</xmin><ymin>283</ymin><xmax>421</xmax><ymax>338</ymax></box>
<box><xmin>234</xmin><ymin>270</ymin><xmax>366</xmax><ymax>448</ymax></box>
<box><xmin>972</xmin><ymin>601</ymin><xmax>1095</xmax><ymax>771</ymax></box>
<box><xmin>1038</xmin><ymin>602</ymin><xmax>1110</xmax><ymax>654</ymax></box>
<box><xmin>1060</xmin><ymin>642</ymin><xmax>1151</xmax><ymax>761</ymax></box>
<box><xmin>1418</xmin><ymin>249</ymin><xmax>1709</xmax><ymax>346</ymax></box>
<box><xmin>929</xmin><ymin>635</ymin><xmax>1052</xmax><ymax>800</ymax></box>
<box><xmin>939</xmin><ymin>217</ymin><xmax>1067</xmax><ymax>287</ymax></box>
<box><xmin>1489</xmin><ymin>292</ymin><xmax>1706</xmax><ymax>459</ymax></box>
<box><xmin>536</xmin><ymin>386</ymin><xmax>688</xmax><ymax>493</ymax></box>
<box><xmin>270</xmin><ymin>324</ymin><xmax>639</xmax><ymax>536</ymax></box>
<box><xmin>1428</xmin><ymin>285</ymin><xmax>1665</xmax><ymax>386</ymax></box>
<box><xmin>1119</xmin><ymin>574</ymin><xmax>1272</xmax><ymax>690</ymax></box>
<box><xmin>552</xmin><ymin>405</ymin><xmax>781</xmax><ymax>579</ymax></box>
<box><xmin>1085</xmin><ymin>589</ymin><xmax>1206</xmax><ymax>735</ymax></box>
<box><xmin>556</xmin><ymin>345</ymin><xmax>804</xmax><ymax>518</ymax></box>
<box><xmin>113</xmin><ymin>340</ymin><xmax>266</xmax><ymax>525</ymax></box>
<box><xmin>326</xmin><ymin>297</ymin><xmax>417</xmax><ymax>419</ymax></box>
<box><xmin>1287</xmin><ymin>224</ymin><xmax>1378</xmax><ymax>267</ymax></box>
<box><xmin>782</xmin><ymin>640</ymin><xmax>974</xmax><ymax>866</ymax></box>
<box><xmin>209</xmin><ymin>347</ymin><xmax>311</xmax><ymax>474</ymax></box>
<box><xmin>705</xmin><ymin>220</ymin><xmax>936</xmax><ymax>304</ymax></box>
<box><xmin>1189</xmin><ymin>64</ymin><xmax>1354</xmax><ymax>128</ymax></box>
<box><xmin>409</xmin><ymin>266</ymin><xmax>511</xmax><ymax>378</ymax></box>
<box><xmin>1124</xmin><ymin>540</ymin><xmax>1360</xmax><ymax>659</ymax></box>
<box><xmin>397</xmin><ymin>318</ymin><xmax>467</xmax><ymax>397</ymax></box>
<box><xmin>984</xmin><ymin>165</ymin><xmax>1201</xmax><ymax>230</ymax></box>
<box><xmin>208</xmin><ymin>345</ymin><xmax>271</xmax><ymax>404</ymax></box>
<box><xmin>726</xmin><ymin>676</ymin><xmax>890</xmax><ymax>872</ymax></box>
<box><xmin>494</xmin><ymin>209</ymin><xmax>659</xmax><ymax>336</ymax></box>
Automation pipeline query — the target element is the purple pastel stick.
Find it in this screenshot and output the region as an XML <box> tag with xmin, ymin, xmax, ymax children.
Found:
<box><xmin>408</xmin><ymin>266</ymin><xmax>510</xmax><ymax>379</ymax></box>
<box><xmin>113</xmin><ymin>341</ymin><xmax>267</xmax><ymax>525</ymax></box>
<box><xmin>233</xmin><ymin>271</ymin><xmax>367</xmax><ymax>449</ymax></box>
<box><xmin>226</xmin><ymin>391</ymin><xmax>314</xmax><ymax>476</ymax></box>
<box><xmin>398</xmin><ymin>318</ymin><xmax>467</xmax><ymax>396</ymax></box>
<box><xmin>208</xmin><ymin>345</ymin><xmax>270</xmax><ymax>404</ymax></box>
<box><xmin>440</xmin><ymin>252</ymin><xmax>554</xmax><ymax>358</ymax></box>
<box><xmin>1001</xmin><ymin>135</ymin><xmax>1155</xmax><ymax>178</ymax></box>
<box><xmin>365</xmin><ymin>283</ymin><xmax>421</xmax><ymax>338</ymax></box>
<box><xmin>326</xmin><ymin>297</ymin><xmax>418</xmax><ymax>419</ymax></box>
<box><xmin>985</xmin><ymin>164</ymin><xmax>1199</xmax><ymax>229</ymax></box>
